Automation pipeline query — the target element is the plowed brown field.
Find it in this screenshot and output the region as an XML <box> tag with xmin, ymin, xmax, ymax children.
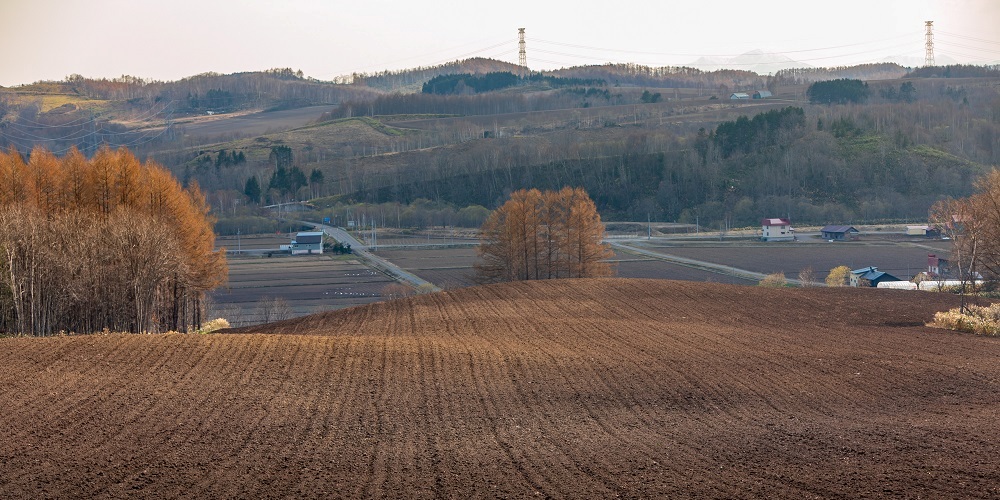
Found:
<box><xmin>3</xmin><ymin>279</ymin><xmax>1000</xmax><ymax>498</ymax></box>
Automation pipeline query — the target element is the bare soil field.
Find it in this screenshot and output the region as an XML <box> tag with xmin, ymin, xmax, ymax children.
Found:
<box><xmin>215</xmin><ymin>234</ymin><xmax>290</xmax><ymax>251</ymax></box>
<box><xmin>615</xmin><ymin>257</ymin><xmax>755</xmax><ymax>284</ymax></box>
<box><xmin>374</xmin><ymin>247</ymin><xmax>479</xmax><ymax>289</ymax></box>
<box><xmin>3</xmin><ymin>279</ymin><xmax>999</xmax><ymax>497</ymax></box>
<box><xmin>209</xmin><ymin>255</ymin><xmax>396</xmax><ymax>326</ymax></box>
<box><xmin>179</xmin><ymin>105</ymin><xmax>336</xmax><ymax>138</ymax></box>
<box><xmin>639</xmin><ymin>240</ymin><xmax>947</xmax><ymax>281</ymax></box>
<box><xmin>376</xmin><ymin>246</ymin><xmax>759</xmax><ymax>288</ymax></box>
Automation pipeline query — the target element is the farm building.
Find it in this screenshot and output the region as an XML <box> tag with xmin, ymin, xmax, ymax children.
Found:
<box><xmin>906</xmin><ymin>225</ymin><xmax>941</xmax><ymax>238</ymax></box>
<box><xmin>820</xmin><ymin>225</ymin><xmax>859</xmax><ymax>241</ymax></box>
<box><xmin>877</xmin><ymin>281</ymin><xmax>918</xmax><ymax>290</ymax></box>
<box><xmin>753</xmin><ymin>90</ymin><xmax>772</xmax><ymax>99</ymax></box>
<box><xmin>730</xmin><ymin>93</ymin><xmax>750</xmax><ymax>100</ymax></box>
<box><xmin>918</xmin><ymin>279</ymin><xmax>984</xmax><ymax>291</ymax></box>
<box><xmin>761</xmin><ymin>218</ymin><xmax>794</xmax><ymax>242</ymax></box>
<box><xmin>291</xmin><ymin>231</ymin><xmax>324</xmax><ymax>255</ymax></box>
<box><xmin>850</xmin><ymin>266</ymin><xmax>902</xmax><ymax>287</ymax></box>
<box><xmin>927</xmin><ymin>254</ymin><xmax>952</xmax><ymax>277</ymax></box>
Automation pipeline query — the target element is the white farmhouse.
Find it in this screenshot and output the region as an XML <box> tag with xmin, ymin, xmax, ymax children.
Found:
<box><xmin>761</xmin><ymin>218</ymin><xmax>794</xmax><ymax>241</ymax></box>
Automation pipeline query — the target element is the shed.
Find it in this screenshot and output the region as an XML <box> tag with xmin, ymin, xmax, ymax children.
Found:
<box><xmin>753</xmin><ymin>90</ymin><xmax>772</xmax><ymax>99</ymax></box>
<box><xmin>820</xmin><ymin>225</ymin><xmax>859</xmax><ymax>241</ymax></box>
<box><xmin>730</xmin><ymin>92</ymin><xmax>750</xmax><ymax>100</ymax></box>
<box><xmin>761</xmin><ymin>218</ymin><xmax>794</xmax><ymax>241</ymax></box>
<box><xmin>850</xmin><ymin>266</ymin><xmax>901</xmax><ymax>287</ymax></box>
<box><xmin>291</xmin><ymin>231</ymin><xmax>324</xmax><ymax>255</ymax></box>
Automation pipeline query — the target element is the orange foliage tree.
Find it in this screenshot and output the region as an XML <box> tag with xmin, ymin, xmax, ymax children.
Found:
<box><xmin>0</xmin><ymin>145</ymin><xmax>227</xmax><ymax>335</ymax></box>
<box><xmin>476</xmin><ymin>187</ymin><xmax>613</xmax><ymax>283</ymax></box>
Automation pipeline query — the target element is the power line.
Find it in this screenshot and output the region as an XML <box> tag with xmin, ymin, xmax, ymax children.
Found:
<box><xmin>532</xmin><ymin>33</ymin><xmax>917</xmax><ymax>59</ymax></box>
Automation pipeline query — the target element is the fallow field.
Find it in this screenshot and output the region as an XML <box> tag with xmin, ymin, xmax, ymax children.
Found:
<box><xmin>209</xmin><ymin>255</ymin><xmax>396</xmax><ymax>326</ymax></box>
<box><xmin>3</xmin><ymin>279</ymin><xmax>1000</xmax><ymax>497</ymax></box>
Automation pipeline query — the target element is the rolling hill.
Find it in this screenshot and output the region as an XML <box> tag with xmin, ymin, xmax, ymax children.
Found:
<box><xmin>2</xmin><ymin>279</ymin><xmax>1000</xmax><ymax>497</ymax></box>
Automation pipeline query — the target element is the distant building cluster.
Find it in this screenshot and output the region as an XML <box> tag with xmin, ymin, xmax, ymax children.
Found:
<box><xmin>730</xmin><ymin>90</ymin><xmax>772</xmax><ymax>100</ymax></box>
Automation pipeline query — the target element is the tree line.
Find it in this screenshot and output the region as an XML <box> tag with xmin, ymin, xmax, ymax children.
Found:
<box><xmin>0</xmin><ymin>146</ymin><xmax>227</xmax><ymax>335</ymax></box>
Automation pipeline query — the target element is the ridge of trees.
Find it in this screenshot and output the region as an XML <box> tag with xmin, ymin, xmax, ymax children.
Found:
<box><xmin>0</xmin><ymin>146</ymin><xmax>227</xmax><ymax>335</ymax></box>
<box><xmin>422</xmin><ymin>72</ymin><xmax>606</xmax><ymax>95</ymax></box>
<box><xmin>476</xmin><ymin>187</ymin><xmax>613</xmax><ymax>283</ymax></box>
<box><xmin>346</xmin><ymin>57</ymin><xmax>524</xmax><ymax>91</ymax></box>
<box><xmin>908</xmin><ymin>64</ymin><xmax>1000</xmax><ymax>79</ymax></box>
<box><xmin>771</xmin><ymin>63</ymin><xmax>908</xmax><ymax>85</ymax></box>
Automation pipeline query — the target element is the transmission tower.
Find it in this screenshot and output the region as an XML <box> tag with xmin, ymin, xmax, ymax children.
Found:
<box><xmin>924</xmin><ymin>21</ymin><xmax>935</xmax><ymax>67</ymax></box>
<box><xmin>518</xmin><ymin>28</ymin><xmax>527</xmax><ymax>68</ymax></box>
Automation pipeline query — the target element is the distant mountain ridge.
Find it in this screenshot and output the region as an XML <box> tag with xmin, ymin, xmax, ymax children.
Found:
<box><xmin>689</xmin><ymin>49</ymin><xmax>811</xmax><ymax>74</ymax></box>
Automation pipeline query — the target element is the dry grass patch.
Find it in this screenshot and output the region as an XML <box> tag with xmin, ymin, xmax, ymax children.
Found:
<box><xmin>929</xmin><ymin>303</ymin><xmax>1000</xmax><ymax>336</ymax></box>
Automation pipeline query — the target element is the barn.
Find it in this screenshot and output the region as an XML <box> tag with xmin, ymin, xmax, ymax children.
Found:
<box><xmin>753</xmin><ymin>90</ymin><xmax>772</xmax><ymax>99</ymax></box>
<box><xmin>291</xmin><ymin>232</ymin><xmax>324</xmax><ymax>255</ymax></box>
<box><xmin>820</xmin><ymin>225</ymin><xmax>859</xmax><ymax>241</ymax></box>
<box><xmin>730</xmin><ymin>93</ymin><xmax>750</xmax><ymax>100</ymax></box>
<box><xmin>850</xmin><ymin>266</ymin><xmax>902</xmax><ymax>287</ymax></box>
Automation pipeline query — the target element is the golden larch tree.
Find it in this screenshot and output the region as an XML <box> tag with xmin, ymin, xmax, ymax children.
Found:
<box><xmin>476</xmin><ymin>187</ymin><xmax>613</xmax><ymax>283</ymax></box>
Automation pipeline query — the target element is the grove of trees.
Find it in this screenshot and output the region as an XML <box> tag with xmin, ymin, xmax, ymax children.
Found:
<box><xmin>475</xmin><ymin>187</ymin><xmax>613</xmax><ymax>283</ymax></box>
<box><xmin>807</xmin><ymin>79</ymin><xmax>870</xmax><ymax>104</ymax></box>
<box><xmin>0</xmin><ymin>146</ymin><xmax>227</xmax><ymax>335</ymax></box>
<box><xmin>931</xmin><ymin>169</ymin><xmax>1000</xmax><ymax>309</ymax></box>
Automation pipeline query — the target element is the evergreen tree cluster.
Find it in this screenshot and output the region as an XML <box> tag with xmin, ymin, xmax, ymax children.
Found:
<box><xmin>267</xmin><ymin>166</ymin><xmax>308</xmax><ymax>198</ymax></box>
<box><xmin>640</xmin><ymin>90</ymin><xmax>662</xmax><ymax>103</ymax></box>
<box><xmin>879</xmin><ymin>82</ymin><xmax>917</xmax><ymax>103</ymax></box>
<box><xmin>711</xmin><ymin>107</ymin><xmax>806</xmax><ymax>158</ymax></box>
<box><xmin>186</xmin><ymin>88</ymin><xmax>237</xmax><ymax>110</ymax></box>
<box><xmin>214</xmin><ymin>149</ymin><xmax>246</xmax><ymax>168</ymax></box>
<box><xmin>423</xmin><ymin>72</ymin><xmax>521</xmax><ymax>95</ymax></box>
<box><xmin>807</xmin><ymin>79</ymin><xmax>870</xmax><ymax>104</ymax></box>
<box><xmin>422</xmin><ymin>72</ymin><xmax>607</xmax><ymax>95</ymax></box>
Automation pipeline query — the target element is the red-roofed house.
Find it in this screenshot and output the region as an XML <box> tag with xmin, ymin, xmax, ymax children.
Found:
<box><xmin>761</xmin><ymin>218</ymin><xmax>794</xmax><ymax>242</ymax></box>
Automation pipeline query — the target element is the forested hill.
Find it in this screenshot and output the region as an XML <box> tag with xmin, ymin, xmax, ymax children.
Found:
<box><xmin>349</xmin><ymin>58</ymin><xmax>525</xmax><ymax>92</ymax></box>
<box><xmin>297</xmin><ymin>76</ymin><xmax>998</xmax><ymax>228</ymax></box>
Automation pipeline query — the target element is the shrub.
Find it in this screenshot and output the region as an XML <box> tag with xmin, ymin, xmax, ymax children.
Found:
<box><xmin>759</xmin><ymin>272</ymin><xmax>787</xmax><ymax>288</ymax></box>
<box><xmin>929</xmin><ymin>304</ymin><xmax>1000</xmax><ymax>336</ymax></box>
<box><xmin>798</xmin><ymin>267</ymin><xmax>817</xmax><ymax>287</ymax></box>
<box><xmin>197</xmin><ymin>318</ymin><xmax>230</xmax><ymax>334</ymax></box>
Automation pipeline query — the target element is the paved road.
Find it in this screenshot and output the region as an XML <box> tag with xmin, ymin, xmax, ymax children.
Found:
<box><xmin>305</xmin><ymin>222</ymin><xmax>442</xmax><ymax>292</ymax></box>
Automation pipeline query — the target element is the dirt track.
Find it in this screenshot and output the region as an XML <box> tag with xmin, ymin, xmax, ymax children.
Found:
<box><xmin>3</xmin><ymin>279</ymin><xmax>1000</xmax><ymax>498</ymax></box>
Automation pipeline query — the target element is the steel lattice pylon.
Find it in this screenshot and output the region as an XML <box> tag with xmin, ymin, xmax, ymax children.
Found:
<box><xmin>925</xmin><ymin>21</ymin><xmax>935</xmax><ymax>67</ymax></box>
<box><xmin>518</xmin><ymin>28</ymin><xmax>527</xmax><ymax>68</ymax></box>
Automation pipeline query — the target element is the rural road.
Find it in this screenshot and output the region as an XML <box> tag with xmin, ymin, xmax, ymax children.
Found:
<box><xmin>305</xmin><ymin>222</ymin><xmax>443</xmax><ymax>293</ymax></box>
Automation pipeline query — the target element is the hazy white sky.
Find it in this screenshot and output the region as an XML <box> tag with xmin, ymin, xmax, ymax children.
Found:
<box><xmin>1</xmin><ymin>0</ymin><xmax>998</xmax><ymax>86</ymax></box>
